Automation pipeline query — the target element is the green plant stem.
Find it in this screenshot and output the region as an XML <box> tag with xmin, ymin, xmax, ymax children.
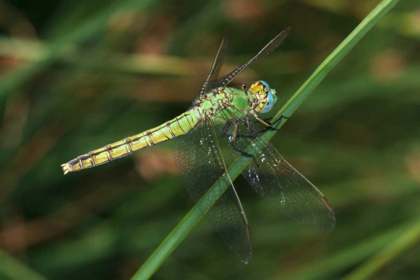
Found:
<box><xmin>131</xmin><ymin>0</ymin><xmax>399</xmax><ymax>279</ymax></box>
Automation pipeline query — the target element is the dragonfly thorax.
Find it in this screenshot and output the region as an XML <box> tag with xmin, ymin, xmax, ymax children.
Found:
<box><xmin>193</xmin><ymin>87</ymin><xmax>235</xmax><ymax>115</ymax></box>
<box><xmin>249</xmin><ymin>80</ymin><xmax>277</xmax><ymax>114</ymax></box>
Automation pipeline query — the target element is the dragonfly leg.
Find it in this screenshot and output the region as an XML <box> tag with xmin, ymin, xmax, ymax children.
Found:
<box><xmin>221</xmin><ymin>120</ymin><xmax>260</xmax><ymax>167</ymax></box>
<box><xmin>222</xmin><ymin>118</ymin><xmax>256</xmax><ymax>139</ymax></box>
<box><xmin>244</xmin><ymin>116</ymin><xmax>258</xmax><ymax>136</ymax></box>
<box><xmin>250</xmin><ymin>112</ymin><xmax>290</xmax><ymax>135</ymax></box>
<box><xmin>221</xmin><ymin>119</ymin><xmax>234</xmax><ymax>138</ymax></box>
<box><xmin>271</xmin><ymin>114</ymin><xmax>290</xmax><ymax>126</ymax></box>
<box><xmin>231</xmin><ymin>145</ymin><xmax>260</xmax><ymax>168</ymax></box>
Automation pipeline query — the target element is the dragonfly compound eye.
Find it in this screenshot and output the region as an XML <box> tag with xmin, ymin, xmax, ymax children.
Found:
<box><xmin>260</xmin><ymin>90</ymin><xmax>277</xmax><ymax>113</ymax></box>
<box><xmin>250</xmin><ymin>80</ymin><xmax>277</xmax><ymax>113</ymax></box>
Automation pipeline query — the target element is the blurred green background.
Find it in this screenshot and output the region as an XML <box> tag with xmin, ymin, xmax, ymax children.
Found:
<box><xmin>1</xmin><ymin>0</ymin><xmax>419</xmax><ymax>279</ymax></box>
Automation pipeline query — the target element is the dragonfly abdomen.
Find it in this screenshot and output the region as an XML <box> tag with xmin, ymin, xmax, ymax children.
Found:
<box><xmin>61</xmin><ymin>109</ymin><xmax>201</xmax><ymax>174</ymax></box>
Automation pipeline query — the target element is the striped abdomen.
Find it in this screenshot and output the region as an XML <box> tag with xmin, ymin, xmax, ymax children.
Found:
<box><xmin>61</xmin><ymin>109</ymin><xmax>201</xmax><ymax>174</ymax></box>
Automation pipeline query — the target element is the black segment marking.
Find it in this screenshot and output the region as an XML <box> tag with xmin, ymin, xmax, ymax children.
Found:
<box><xmin>176</xmin><ymin>116</ymin><xmax>186</xmax><ymax>133</ymax></box>
<box><xmin>185</xmin><ymin>115</ymin><xmax>194</xmax><ymax>129</ymax></box>
<box><xmin>124</xmin><ymin>138</ymin><xmax>133</xmax><ymax>154</ymax></box>
<box><xmin>147</xmin><ymin>131</ymin><xmax>155</xmax><ymax>146</ymax></box>
<box><xmin>78</xmin><ymin>157</ymin><xmax>83</xmax><ymax>169</ymax></box>
<box><xmin>88</xmin><ymin>152</ymin><xmax>96</xmax><ymax>166</ymax></box>
<box><xmin>167</xmin><ymin>122</ymin><xmax>176</xmax><ymax>138</ymax></box>
<box><xmin>106</xmin><ymin>145</ymin><xmax>114</xmax><ymax>160</ymax></box>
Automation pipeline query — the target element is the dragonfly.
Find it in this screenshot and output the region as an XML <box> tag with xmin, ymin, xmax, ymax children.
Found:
<box><xmin>61</xmin><ymin>27</ymin><xmax>335</xmax><ymax>263</ymax></box>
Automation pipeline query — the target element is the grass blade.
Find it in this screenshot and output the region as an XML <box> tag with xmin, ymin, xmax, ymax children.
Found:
<box><xmin>131</xmin><ymin>0</ymin><xmax>399</xmax><ymax>279</ymax></box>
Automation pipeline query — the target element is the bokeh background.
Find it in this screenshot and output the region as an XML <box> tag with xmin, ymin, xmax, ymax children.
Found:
<box><xmin>1</xmin><ymin>0</ymin><xmax>420</xmax><ymax>279</ymax></box>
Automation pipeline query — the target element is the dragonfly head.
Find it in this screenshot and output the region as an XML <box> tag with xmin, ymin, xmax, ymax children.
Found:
<box><xmin>249</xmin><ymin>80</ymin><xmax>277</xmax><ymax>113</ymax></box>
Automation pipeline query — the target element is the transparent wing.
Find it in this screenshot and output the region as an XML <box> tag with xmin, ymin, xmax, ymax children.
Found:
<box><xmin>195</xmin><ymin>37</ymin><xmax>229</xmax><ymax>99</ymax></box>
<box><xmin>174</xmin><ymin>117</ymin><xmax>252</xmax><ymax>263</ymax></box>
<box><xmin>220</xmin><ymin>108</ymin><xmax>336</xmax><ymax>233</ymax></box>
<box><xmin>211</xmin><ymin>27</ymin><xmax>291</xmax><ymax>89</ymax></box>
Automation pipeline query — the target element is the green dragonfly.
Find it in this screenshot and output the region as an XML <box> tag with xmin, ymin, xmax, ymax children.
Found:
<box><xmin>61</xmin><ymin>27</ymin><xmax>335</xmax><ymax>263</ymax></box>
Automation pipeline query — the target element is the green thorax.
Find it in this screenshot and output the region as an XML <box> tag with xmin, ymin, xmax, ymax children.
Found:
<box><xmin>192</xmin><ymin>87</ymin><xmax>251</xmax><ymax>124</ymax></box>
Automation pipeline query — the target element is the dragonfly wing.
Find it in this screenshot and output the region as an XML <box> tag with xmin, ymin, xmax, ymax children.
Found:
<box><xmin>220</xmin><ymin>108</ymin><xmax>336</xmax><ymax>233</ymax></box>
<box><xmin>195</xmin><ymin>37</ymin><xmax>229</xmax><ymax>100</ymax></box>
<box><xmin>211</xmin><ymin>27</ymin><xmax>291</xmax><ymax>89</ymax></box>
<box><xmin>174</xmin><ymin>117</ymin><xmax>252</xmax><ymax>263</ymax></box>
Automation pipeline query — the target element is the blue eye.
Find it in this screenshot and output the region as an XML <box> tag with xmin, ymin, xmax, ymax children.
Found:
<box><xmin>260</xmin><ymin>90</ymin><xmax>276</xmax><ymax>113</ymax></box>
<box><xmin>259</xmin><ymin>80</ymin><xmax>271</xmax><ymax>91</ymax></box>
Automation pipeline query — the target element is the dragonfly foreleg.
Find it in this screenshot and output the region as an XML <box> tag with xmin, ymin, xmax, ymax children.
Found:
<box><xmin>250</xmin><ymin>112</ymin><xmax>290</xmax><ymax>135</ymax></box>
<box><xmin>270</xmin><ymin>114</ymin><xmax>290</xmax><ymax>126</ymax></box>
